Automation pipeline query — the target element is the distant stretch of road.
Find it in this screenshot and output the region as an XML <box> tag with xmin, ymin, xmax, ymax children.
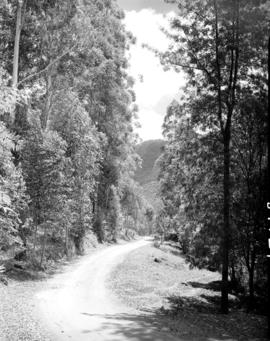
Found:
<box><xmin>36</xmin><ymin>239</ymin><xmax>180</xmax><ymax>341</ymax></box>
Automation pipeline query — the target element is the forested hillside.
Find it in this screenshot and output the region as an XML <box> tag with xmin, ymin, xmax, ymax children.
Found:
<box><xmin>0</xmin><ymin>0</ymin><xmax>151</xmax><ymax>269</ymax></box>
<box><xmin>157</xmin><ymin>0</ymin><xmax>270</xmax><ymax>316</ymax></box>
<box><xmin>134</xmin><ymin>139</ymin><xmax>164</xmax><ymax>212</ymax></box>
<box><xmin>135</xmin><ymin>139</ymin><xmax>164</xmax><ymax>185</ymax></box>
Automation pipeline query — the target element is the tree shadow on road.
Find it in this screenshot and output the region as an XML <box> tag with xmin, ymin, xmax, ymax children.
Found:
<box><xmin>80</xmin><ymin>310</ymin><xmax>216</xmax><ymax>341</ymax></box>
<box><xmin>186</xmin><ymin>280</ymin><xmax>221</xmax><ymax>292</ymax></box>
<box><xmin>80</xmin><ymin>291</ymin><xmax>267</xmax><ymax>341</ymax></box>
<box><xmin>79</xmin><ymin>301</ymin><xmax>267</xmax><ymax>341</ymax></box>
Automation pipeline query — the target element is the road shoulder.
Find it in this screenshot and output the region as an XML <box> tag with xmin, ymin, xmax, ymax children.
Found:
<box><xmin>108</xmin><ymin>242</ymin><xmax>267</xmax><ymax>341</ymax></box>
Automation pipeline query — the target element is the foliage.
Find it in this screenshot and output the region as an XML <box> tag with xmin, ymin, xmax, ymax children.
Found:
<box><xmin>158</xmin><ymin>0</ymin><xmax>269</xmax><ymax>312</ymax></box>
<box><xmin>0</xmin><ymin>0</ymin><xmax>143</xmax><ymax>266</ymax></box>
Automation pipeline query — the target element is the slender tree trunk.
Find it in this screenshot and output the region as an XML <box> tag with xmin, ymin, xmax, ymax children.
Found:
<box><xmin>248</xmin><ymin>263</ymin><xmax>255</xmax><ymax>310</ymax></box>
<box><xmin>12</xmin><ymin>0</ymin><xmax>24</xmax><ymax>88</ymax></box>
<box><xmin>213</xmin><ymin>1</ymin><xmax>230</xmax><ymax>312</ymax></box>
<box><xmin>33</xmin><ymin>224</ymin><xmax>38</xmax><ymax>253</ymax></box>
<box><xmin>65</xmin><ymin>224</ymin><xmax>69</xmax><ymax>257</ymax></box>
<box><xmin>219</xmin><ymin>0</ymin><xmax>239</xmax><ymax>314</ymax></box>
<box><xmin>41</xmin><ymin>71</ymin><xmax>52</xmax><ymax>129</ymax></box>
<box><xmin>40</xmin><ymin>227</ymin><xmax>47</xmax><ymax>267</ymax></box>
<box><xmin>221</xmin><ymin>130</ymin><xmax>231</xmax><ymax>313</ymax></box>
<box><xmin>230</xmin><ymin>256</ymin><xmax>237</xmax><ymax>290</ymax></box>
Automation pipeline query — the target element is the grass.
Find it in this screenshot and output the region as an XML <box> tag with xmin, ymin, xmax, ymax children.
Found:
<box><xmin>109</xmin><ymin>242</ymin><xmax>268</xmax><ymax>340</ymax></box>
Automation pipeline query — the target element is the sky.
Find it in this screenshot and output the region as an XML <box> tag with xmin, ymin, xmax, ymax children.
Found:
<box><xmin>117</xmin><ymin>0</ymin><xmax>186</xmax><ymax>141</ymax></box>
<box><xmin>118</xmin><ymin>0</ymin><xmax>176</xmax><ymax>13</ymax></box>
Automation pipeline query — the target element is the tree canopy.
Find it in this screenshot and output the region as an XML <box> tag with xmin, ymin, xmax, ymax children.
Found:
<box><xmin>0</xmin><ymin>0</ymin><xmax>151</xmax><ymax>265</ymax></box>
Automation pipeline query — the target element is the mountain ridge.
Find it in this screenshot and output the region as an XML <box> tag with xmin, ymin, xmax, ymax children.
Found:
<box><xmin>134</xmin><ymin>139</ymin><xmax>165</xmax><ymax>211</ymax></box>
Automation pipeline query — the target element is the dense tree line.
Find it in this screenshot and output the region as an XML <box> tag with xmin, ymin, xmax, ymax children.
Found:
<box><xmin>0</xmin><ymin>0</ymin><xmax>150</xmax><ymax>267</ymax></box>
<box><xmin>158</xmin><ymin>0</ymin><xmax>269</xmax><ymax>313</ymax></box>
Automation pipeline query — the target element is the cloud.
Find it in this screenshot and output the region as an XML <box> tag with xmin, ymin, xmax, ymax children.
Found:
<box><xmin>137</xmin><ymin>109</ymin><xmax>165</xmax><ymax>141</ymax></box>
<box><xmin>118</xmin><ymin>0</ymin><xmax>177</xmax><ymax>14</ymax></box>
<box><xmin>123</xmin><ymin>9</ymin><xmax>185</xmax><ymax>140</ymax></box>
<box><xmin>152</xmin><ymin>94</ymin><xmax>176</xmax><ymax>115</ymax></box>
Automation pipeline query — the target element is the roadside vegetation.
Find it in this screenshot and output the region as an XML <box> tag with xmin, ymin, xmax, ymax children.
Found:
<box><xmin>109</xmin><ymin>242</ymin><xmax>267</xmax><ymax>340</ymax></box>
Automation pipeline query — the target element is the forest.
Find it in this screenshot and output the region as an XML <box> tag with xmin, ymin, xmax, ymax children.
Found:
<box><xmin>0</xmin><ymin>0</ymin><xmax>270</xmax><ymax>335</ymax></box>
<box><xmin>0</xmin><ymin>0</ymin><xmax>153</xmax><ymax>270</ymax></box>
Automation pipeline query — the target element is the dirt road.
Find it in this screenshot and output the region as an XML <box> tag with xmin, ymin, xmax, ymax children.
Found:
<box><xmin>36</xmin><ymin>239</ymin><xmax>180</xmax><ymax>341</ymax></box>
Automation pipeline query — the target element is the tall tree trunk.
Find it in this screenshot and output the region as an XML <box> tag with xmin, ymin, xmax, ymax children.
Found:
<box><xmin>65</xmin><ymin>224</ymin><xmax>69</xmax><ymax>257</ymax></box>
<box><xmin>221</xmin><ymin>130</ymin><xmax>231</xmax><ymax>313</ymax></box>
<box><xmin>12</xmin><ymin>0</ymin><xmax>24</xmax><ymax>88</ymax></box>
<box><xmin>219</xmin><ymin>0</ymin><xmax>239</xmax><ymax>314</ymax></box>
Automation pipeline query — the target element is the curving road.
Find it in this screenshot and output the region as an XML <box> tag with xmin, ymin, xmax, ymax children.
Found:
<box><xmin>36</xmin><ymin>239</ymin><xmax>180</xmax><ymax>341</ymax></box>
